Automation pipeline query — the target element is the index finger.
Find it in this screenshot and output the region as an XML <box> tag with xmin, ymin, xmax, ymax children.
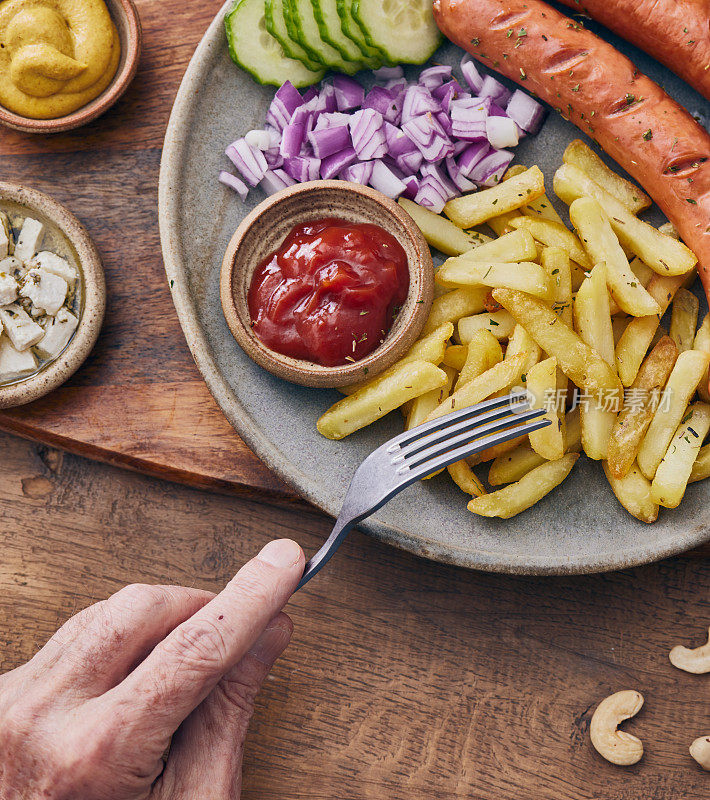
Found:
<box><xmin>102</xmin><ymin>539</ymin><xmax>304</xmax><ymax>738</ymax></box>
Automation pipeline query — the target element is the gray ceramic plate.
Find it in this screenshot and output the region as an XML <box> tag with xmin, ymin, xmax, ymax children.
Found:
<box><xmin>159</xmin><ymin>1</ymin><xmax>710</xmax><ymax>574</ymax></box>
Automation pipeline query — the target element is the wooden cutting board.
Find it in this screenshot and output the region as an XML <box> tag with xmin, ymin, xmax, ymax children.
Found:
<box><xmin>0</xmin><ymin>0</ymin><xmax>295</xmax><ymax>500</ymax></box>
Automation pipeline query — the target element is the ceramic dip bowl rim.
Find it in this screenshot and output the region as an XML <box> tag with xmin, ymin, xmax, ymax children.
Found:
<box><xmin>0</xmin><ymin>0</ymin><xmax>142</xmax><ymax>134</ymax></box>
<box><xmin>0</xmin><ymin>181</ymin><xmax>106</xmax><ymax>408</ymax></box>
<box><xmin>219</xmin><ymin>180</ymin><xmax>434</xmax><ymax>389</ymax></box>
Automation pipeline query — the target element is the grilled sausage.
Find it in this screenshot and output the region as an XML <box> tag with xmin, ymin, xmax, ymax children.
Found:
<box><xmin>556</xmin><ymin>0</ymin><xmax>710</xmax><ymax>100</ymax></box>
<box><xmin>433</xmin><ymin>0</ymin><xmax>710</xmax><ymax>290</ymax></box>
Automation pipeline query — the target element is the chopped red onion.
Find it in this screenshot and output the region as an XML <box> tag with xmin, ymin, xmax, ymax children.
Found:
<box><xmin>219</xmin><ymin>170</ymin><xmax>248</xmax><ymax>200</ymax></box>
<box><xmin>301</xmin><ymin>86</ymin><xmax>318</xmax><ymax>103</ymax></box>
<box><xmin>314</xmin><ymin>112</ymin><xmax>351</xmax><ymax>130</ymax></box>
<box><xmin>384</xmin><ymin>78</ymin><xmax>408</xmax><ymax>94</ymax></box>
<box><xmin>349</xmin><ymin>109</ymin><xmax>387</xmax><ymax>159</ymax></box>
<box><xmin>341</xmin><ymin>160</ymin><xmax>373</xmax><ymax>185</ymax></box>
<box><xmin>402</xmin><ymin>113</ymin><xmax>454</xmax><ymax>161</ymax></box>
<box><xmin>363</xmin><ymin>86</ymin><xmax>402</xmax><ymax>125</ymax></box>
<box><xmin>506</xmin><ymin>89</ymin><xmax>546</xmax><ymax>134</ymax></box>
<box><xmin>445</xmin><ymin>156</ymin><xmax>477</xmax><ymax>192</ymax></box>
<box><xmin>401</xmin><ymin>84</ymin><xmax>439</xmax><ymax>123</ymax></box>
<box><xmin>308</xmin><ymin>126</ymin><xmax>351</xmax><ymax>158</ymax></box>
<box><xmin>460</xmin><ymin>55</ymin><xmax>483</xmax><ymax>93</ymax></box>
<box><xmin>479</xmin><ymin>75</ymin><xmax>512</xmax><ymax>106</ymax></box>
<box><xmin>259</xmin><ymin>168</ymin><xmax>296</xmax><ymax>195</ymax></box>
<box><xmin>396</xmin><ymin>148</ymin><xmax>424</xmax><ymax>175</ymax></box>
<box><xmin>333</xmin><ymin>75</ymin><xmax>365</xmax><ymax>111</ymax></box>
<box><xmin>320</xmin><ymin>146</ymin><xmax>358</xmax><ymax>179</ymax></box>
<box><xmin>432</xmin><ymin>78</ymin><xmax>465</xmax><ymax>103</ymax></box>
<box><xmin>414</xmin><ymin>175</ymin><xmax>450</xmax><ymax>213</ymax></box>
<box><xmin>401</xmin><ymin>174</ymin><xmax>419</xmax><ymax>200</ymax></box>
<box><xmin>457</xmin><ymin>141</ymin><xmax>491</xmax><ymax>177</ymax></box>
<box><xmin>468</xmin><ymin>149</ymin><xmax>514</xmax><ymax>186</ymax></box>
<box><xmin>384</xmin><ymin>122</ymin><xmax>416</xmax><ymax>158</ymax></box>
<box><xmin>369</xmin><ymin>159</ymin><xmax>407</xmax><ymax>199</ymax></box>
<box><xmin>283</xmin><ymin>155</ymin><xmax>321</xmax><ymax>183</ymax></box>
<box><xmin>266</xmin><ymin>81</ymin><xmax>303</xmax><ymax>131</ymax></box>
<box><xmin>373</xmin><ymin>65</ymin><xmax>404</xmax><ymax>81</ymax></box>
<box><xmin>279</xmin><ymin>122</ymin><xmax>306</xmax><ymax>159</ymax></box>
<box><xmin>486</xmin><ymin>116</ymin><xmax>520</xmax><ymax>149</ymax></box>
<box><xmin>264</xmin><ymin>146</ymin><xmax>284</xmax><ymax>169</ymax></box>
<box><xmin>419</xmin><ymin>65</ymin><xmax>453</xmax><ymax>90</ymax></box>
<box><xmin>225</xmin><ymin>139</ymin><xmax>268</xmax><ymax>186</ymax></box>
<box><xmin>244</xmin><ymin>129</ymin><xmax>273</xmax><ymax>150</ymax></box>
<box><xmin>420</xmin><ymin>162</ymin><xmax>457</xmax><ymax>199</ymax></box>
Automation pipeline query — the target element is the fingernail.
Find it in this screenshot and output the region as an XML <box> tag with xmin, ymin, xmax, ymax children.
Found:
<box><xmin>257</xmin><ymin>539</ymin><xmax>302</xmax><ymax>569</ymax></box>
<box><xmin>249</xmin><ymin>623</ymin><xmax>291</xmax><ymax>665</ymax></box>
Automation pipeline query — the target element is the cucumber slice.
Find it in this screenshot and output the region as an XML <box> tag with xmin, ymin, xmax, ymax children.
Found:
<box><xmin>265</xmin><ymin>0</ymin><xmax>322</xmax><ymax>72</ymax></box>
<box><xmin>225</xmin><ymin>0</ymin><xmax>325</xmax><ymax>87</ymax></box>
<box><xmin>311</xmin><ymin>0</ymin><xmax>380</xmax><ymax>67</ymax></box>
<box><xmin>352</xmin><ymin>0</ymin><xmax>442</xmax><ymax>64</ymax></box>
<box><xmin>335</xmin><ymin>0</ymin><xmax>386</xmax><ymax>62</ymax></box>
<box><xmin>284</xmin><ymin>0</ymin><xmax>363</xmax><ymax>74</ymax></box>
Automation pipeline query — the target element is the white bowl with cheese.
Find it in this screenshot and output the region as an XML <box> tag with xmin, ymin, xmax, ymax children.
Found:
<box><xmin>0</xmin><ymin>183</ymin><xmax>105</xmax><ymax>408</ymax></box>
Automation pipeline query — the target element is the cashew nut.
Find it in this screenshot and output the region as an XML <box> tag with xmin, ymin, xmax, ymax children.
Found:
<box><xmin>590</xmin><ymin>690</ymin><xmax>644</xmax><ymax>766</ymax></box>
<box><xmin>690</xmin><ymin>736</ymin><xmax>710</xmax><ymax>771</ymax></box>
<box><xmin>669</xmin><ymin>627</ymin><xmax>710</xmax><ymax>674</ymax></box>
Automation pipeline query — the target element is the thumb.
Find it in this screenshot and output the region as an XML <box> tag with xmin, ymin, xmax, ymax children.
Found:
<box><xmin>153</xmin><ymin>613</ymin><xmax>293</xmax><ymax>799</ymax></box>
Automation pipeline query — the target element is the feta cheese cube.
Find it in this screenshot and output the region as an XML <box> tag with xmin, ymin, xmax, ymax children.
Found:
<box><xmin>14</xmin><ymin>217</ymin><xmax>44</xmax><ymax>263</ymax></box>
<box><xmin>0</xmin><ymin>303</ymin><xmax>44</xmax><ymax>350</ymax></box>
<box><xmin>0</xmin><ymin>335</ymin><xmax>37</xmax><ymax>382</ymax></box>
<box><xmin>29</xmin><ymin>251</ymin><xmax>77</xmax><ymax>286</ymax></box>
<box><xmin>35</xmin><ymin>306</ymin><xmax>78</xmax><ymax>359</ymax></box>
<box><xmin>19</xmin><ymin>268</ymin><xmax>67</xmax><ymax>315</ymax></box>
<box><xmin>0</xmin><ymin>212</ymin><xmax>10</xmax><ymax>260</ymax></box>
<box><xmin>0</xmin><ymin>273</ymin><xmax>18</xmax><ymax>305</ymax></box>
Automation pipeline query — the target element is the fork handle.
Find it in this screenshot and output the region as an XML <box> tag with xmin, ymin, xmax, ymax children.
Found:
<box><xmin>296</xmin><ymin>515</ymin><xmax>354</xmax><ymax>590</ymax></box>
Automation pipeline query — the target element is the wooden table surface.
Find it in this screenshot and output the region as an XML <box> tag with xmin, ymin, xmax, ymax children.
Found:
<box><xmin>0</xmin><ymin>2</ymin><xmax>709</xmax><ymax>797</ymax></box>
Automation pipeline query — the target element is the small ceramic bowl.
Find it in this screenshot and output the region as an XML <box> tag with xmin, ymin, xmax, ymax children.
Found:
<box><xmin>220</xmin><ymin>181</ymin><xmax>434</xmax><ymax>388</ymax></box>
<box><xmin>0</xmin><ymin>182</ymin><xmax>105</xmax><ymax>408</ymax></box>
<box><xmin>0</xmin><ymin>0</ymin><xmax>142</xmax><ymax>134</ymax></box>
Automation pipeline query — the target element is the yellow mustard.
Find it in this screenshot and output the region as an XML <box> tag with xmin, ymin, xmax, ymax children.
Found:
<box><xmin>0</xmin><ymin>0</ymin><xmax>120</xmax><ymax>119</ymax></box>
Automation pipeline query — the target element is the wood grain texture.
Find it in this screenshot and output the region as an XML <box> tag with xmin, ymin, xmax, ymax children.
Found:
<box><xmin>0</xmin><ymin>0</ymin><xmax>295</xmax><ymax>499</ymax></box>
<box><xmin>1</xmin><ymin>431</ymin><xmax>709</xmax><ymax>799</ymax></box>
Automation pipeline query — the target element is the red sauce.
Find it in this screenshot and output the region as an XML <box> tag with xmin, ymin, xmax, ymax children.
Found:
<box><xmin>248</xmin><ymin>217</ymin><xmax>410</xmax><ymax>367</ymax></box>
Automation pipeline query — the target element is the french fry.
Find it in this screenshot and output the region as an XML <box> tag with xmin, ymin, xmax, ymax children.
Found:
<box><xmin>522</xmin><ymin>193</ymin><xmax>566</xmax><ymax>225</ymax></box>
<box><xmin>444</xmin><ymin>166</ymin><xmax>545</xmax><ymax>228</ymax></box>
<box><xmin>421</xmin><ymin>287</ymin><xmax>488</xmax><ymax>336</ymax></box>
<box><xmin>423</xmin><ymin>353</ymin><xmax>527</xmax><ymax>423</ymax></box>
<box><xmin>447</xmin><ymin>459</ymin><xmax>486</xmax><ymax>497</ymax></box>
<box><xmin>505</xmin><ymin>324</ymin><xmax>542</xmax><ymax>375</ymax></box>
<box><xmin>569</xmin><ymin>197</ymin><xmax>660</xmax><ymax>317</ymax></box>
<box><xmin>487</xmin><ymin>210</ymin><xmax>524</xmax><ymax>237</ymax></box>
<box><xmin>342</xmin><ymin>322</ymin><xmax>453</xmax><ymax>395</ymax></box>
<box><xmin>488</xmin><ymin>407</ymin><xmax>581</xmax><ymax>485</ymax></box>
<box><xmin>450</xmin><ymin>228</ymin><xmax>538</xmax><ymax>264</ymax></box>
<box><xmin>554</xmin><ymin>164</ymin><xmax>697</xmax><ymax>276</ymax></box>
<box><xmin>693</xmin><ymin>313</ymin><xmax>710</xmax><ymax>403</ymax></box>
<box><xmin>458</xmin><ymin>310</ymin><xmax>515</xmax><ymax>343</ymax></box>
<box><xmin>574</xmin><ymin>263</ymin><xmax>615</xmax><ymax>367</ymax></box>
<box><xmin>650</xmin><ymin>402</ymin><xmax>710</xmax><ymax>508</ymax></box>
<box><xmin>405</xmin><ymin>366</ymin><xmax>456</xmax><ymax>430</ymax></box>
<box><xmin>509</xmin><ymin>216</ymin><xmax>591</xmax><ymax>270</ymax></box>
<box><xmin>526</xmin><ymin>357</ymin><xmax>565</xmax><ymax>460</ymax></box>
<box><xmin>629</xmin><ymin>257</ymin><xmax>655</xmax><ymax>288</ymax></box>
<box><xmin>467</xmin><ymin>454</ymin><xmax>579</xmax><ymax>518</ymax></box>
<box><xmin>669</xmin><ymin>288</ymin><xmax>699</xmax><ymax>353</ymax></box>
<box><xmin>443</xmin><ymin>344</ymin><xmax>467</xmax><ymax>371</ymax></box>
<box><xmin>602</xmin><ymin>462</ymin><xmax>658</xmax><ymax>524</ymax></box>
<box><xmin>636</xmin><ymin>349</ymin><xmax>710</xmax><ymax>479</ymax></box>
<box><xmin>436</xmin><ymin>260</ymin><xmax>552</xmax><ymax>299</ymax></box>
<box><xmin>317</xmin><ymin>360</ymin><xmax>448</xmax><ymax>440</ymax></box>
<box><xmin>398</xmin><ymin>198</ymin><xmax>492</xmax><ymax>256</ymax></box>
<box><xmin>615</xmin><ymin>273</ymin><xmax>686</xmax><ymax>386</ymax></box>
<box><xmin>541</xmin><ymin>246</ymin><xmax>573</xmax><ymax>327</ymax></box>
<box><xmin>454</xmin><ymin>329</ymin><xmax>502</xmax><ymax>391</ymax></box>
<box><xmin>562</xmin><ymin>139</ymin><xmax>651</xmax><ymax>213</ymax></box>
<box><xmin>493</xmin><ymin>288</ymin><xmax>623</xmax><ymax>407</ymax></box>
<box><xmin>607</xmin><ymin>336</ymin><xmax>678</xmax><ymax>479</ymax></box>
<box><xmin>689</xmin><ymin>443</ymin><xmax>710</xmax><ymax>483</ymax></box>
<box><xmin>658</xmin><ymin>222</ymin><xmax>679</xmax><ymax>239</ymax></box>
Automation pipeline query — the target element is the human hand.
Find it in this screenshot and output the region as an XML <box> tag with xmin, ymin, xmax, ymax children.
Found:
<box><xmin>0</xmin><ymin>538</ymin><xmax>304</xmax><ymax>800</ymax></box>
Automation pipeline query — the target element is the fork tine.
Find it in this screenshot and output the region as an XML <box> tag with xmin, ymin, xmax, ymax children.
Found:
<box><xmin>395</xmin><ymin>399</ymin><xmax>534</xmax><ymax>461</ymax></box>
<box><xmin>406</xmin><ymin>416</ymin><xmax>551</xmax><ymax>483</ymax></box>
<box><xmin>399</xmin><ymin>407</ymin><xmax>546</xmax><ymax>472</ymax></box>
<box><xmin>386</xmin><ymin>391</ymin><xmax>528</xmax><ymax>452</ymax></box>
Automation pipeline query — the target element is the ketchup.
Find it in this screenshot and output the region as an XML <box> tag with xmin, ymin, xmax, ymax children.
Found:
<box><xmin>248</xmin><ymin>218</ymin><xmax>410</xmax><ymax>367</ymax></box>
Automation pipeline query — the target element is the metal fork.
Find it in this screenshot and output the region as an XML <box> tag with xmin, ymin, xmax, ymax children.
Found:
<box><xmin>297</xmin><ymin>390</ymin><xmax>550</xmax><ymax>589</ymax></box>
